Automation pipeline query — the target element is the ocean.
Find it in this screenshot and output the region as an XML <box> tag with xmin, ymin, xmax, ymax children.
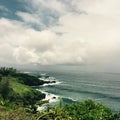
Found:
<box><xmin>26</xmin><ymin>67</ymin><xmax>120</xmax><ymax>112</ymax></box>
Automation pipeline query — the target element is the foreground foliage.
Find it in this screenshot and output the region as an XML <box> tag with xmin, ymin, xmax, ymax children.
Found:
<box><xmin>0</xmin><ymin>106</ymin><xmax>41</xmax><ymax>120</ymax></box>
<box><xmin>0</xmin><ymin>99</ymin><xmax>120</xmax><ymax>120</ymax></box>
<box><xmin>37</xmin><ymin>99</ymin><xmax>120</xmax><ymax>120</ymax></box>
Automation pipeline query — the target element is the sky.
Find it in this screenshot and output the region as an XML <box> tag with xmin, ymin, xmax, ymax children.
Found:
<box><xmin>0</xmin><ymin>0</ymin><xmax>120</xmax><ymax>71</ymax></box>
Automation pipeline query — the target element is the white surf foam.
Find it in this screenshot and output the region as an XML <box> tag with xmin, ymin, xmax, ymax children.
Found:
<box><xmin>38</xmin><ymin>90</ymin><xmax>59</xmax><ymax>103</ymax></box>
<box><xmin>37</xmin><ymin>90</ymin><xmax>60</xmax><ymax>111</ymax></box>
<box><xmin>42</xmin><ymin>81</ymin><xmax>61</xmax><ymax>86</ymax></box>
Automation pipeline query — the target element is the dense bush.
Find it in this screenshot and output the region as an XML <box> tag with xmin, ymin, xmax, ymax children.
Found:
<box><xmin>0</xmin><ymin>67</ymin><xmax>44</xmax><ymax>86</ymax></box>
<box><xmin>22</xmin><ymin>90</ymin><xmax>45</xmax><ymax>105</ymax></box>
<box><xmin>0</xmin><ymin>77</ymin><xmax>13</xmax><ymax>100</ymax></box>
<box><xmin>62</xmin><ymin>100</ymin><xmax>113</xmax><ymax>120</ymax></box>
<box><xmin>16</xmin><ymin>73</ymin><xmax>44</xmax><ymax>86</ymax></box>
<box><xmin>37</xmin><ymin>100</ymin><xmax>120</xmax><ymax>120</ymax></box>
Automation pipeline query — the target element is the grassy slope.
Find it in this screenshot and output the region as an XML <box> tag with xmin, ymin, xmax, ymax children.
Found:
<box><xmin>0</xmin><ymin>76</ymin><xmax>45</xmax><ymax>107</ymax></box>
<box><xmin>9</xmin><ymin>77</ymin><xmax>33</xmax><ymax>96</ymax></box>
<box><xmin>0</xmin><ymin>76</ymin><xmax>45</xmax><ymax>120</ymax></box>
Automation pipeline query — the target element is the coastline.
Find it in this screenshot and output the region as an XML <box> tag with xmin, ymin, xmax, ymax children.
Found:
<box><xmin>0</xmin><ymin>68</ymin><xmax>120</xmax><ymax>119</ymax></box>
<box><xmin>37</xmin><ymin>76</ymin><xmax>78</xmax><ymax>111</ymax></box>
<box><xmin>36</xmin><ymin>74</ymin><xmax>61</xmax><ymax>110</ymax></box>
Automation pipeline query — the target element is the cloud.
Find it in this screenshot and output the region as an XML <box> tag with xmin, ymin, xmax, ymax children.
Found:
<box><xmin>0</xmin><ymin>0</ymin><xmax>120</xmax><ymax>67</ymax></box>
<box><xmin>0</xmin><ymin>44</ymin><xmax>15</xmax><ymax>63</ymax></box>
<box><xmin>24</xmin><ymin>0</ymin><xmax>67</xmax><ymax>14</ymax></box>
<box><xmin>0</xmin><ymin>18</ymin><xmax>57</xmax><ymax>65</ymax></box>
<box><xmin>0</xmin><ymin>18</ymin><xmax>86</xmax><ymax>65</ymax></box>
<box><xmin>50</xmin><ymin>0</ymin><xmax>120</xmax><ymax>64</ymax></box>
<box><xmin>16</xmin><ymin>11</ymin><xmax>43</xmax><ymax>25</ymax></box>
<box><xmin>71</xmin><ymin>0</ymin><xmax>120</xmax><ymax>16</ymax></box>
<box><xmin>13</xmin><ymin>47</ymin><xmax>39</xmax><ymax>64</ymax></box>
<box><xmin>18</xmin><ymin>0</ymin><xmax>81</xmax><ymax>28</ymax></box>
<box><xmin>17</xmin><ymin>0</ymin><xmax>68</xmax><ymax>28</ymax></box>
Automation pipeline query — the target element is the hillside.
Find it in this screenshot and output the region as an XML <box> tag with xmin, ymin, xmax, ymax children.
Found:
<box><xmin>0</xmin><ymin>68</ymin><xmax>46</xmax><ymax>106</ymax></box>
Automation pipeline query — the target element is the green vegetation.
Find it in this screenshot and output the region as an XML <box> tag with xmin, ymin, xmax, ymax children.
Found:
<box><xmin>0</xmin><ymin>67</ymin><xmax>17</xmax><ymax>76</ymax></box>
<box><xmin>0</xmin><ymin>99</ymin><xmax>120</xmax><ymax>120</ymax></box>
<box><xmin>0</xmin><ymin>67</ymin><xmax>46</xmax><ymax>86</ymax></box>
<box><xmin>0</xmin><ymin>106</ymin><xmax>41</xmax><ymax>120</ymax></box>
<box><xmin>36</xmin><ymin>99</ymin><xmax>120</xmax><ymax>120</ymax></box>
<box><xmin>0</xmin><ymin>67</ymin><xmax>120</xmax><ymax>120</ymax></box>
<box><xmin>0</xmin><ymin>67</ymin><xmax>45</xmax><ymax>107</ymax></box>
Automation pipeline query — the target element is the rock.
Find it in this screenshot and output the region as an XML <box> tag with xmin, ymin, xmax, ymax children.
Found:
<box><xmin>52</xmin><ymin>97</ymin><xmax>56</xmax><ymax>99</ymax></box>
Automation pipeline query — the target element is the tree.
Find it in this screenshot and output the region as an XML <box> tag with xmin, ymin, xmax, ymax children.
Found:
<box><xmin>0</xmin><ymin>78</ymin><xmax>11</xmax><ymax>100</ymax></box>
<box><xmin>0</xmin><ymin>67</ymin><xmax>17</xmax><ymax>76</ymax></box>
<box><xmin>0</xmin><ymin>74</ymin><xmax>2</xmax><ymax>81</ymax></box>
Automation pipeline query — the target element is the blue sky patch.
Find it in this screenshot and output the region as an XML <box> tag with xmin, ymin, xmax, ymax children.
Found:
<box><xmin>0</xmin><ymin>0</ymin><xmax>27</xmax><ymax>20</ymax></box>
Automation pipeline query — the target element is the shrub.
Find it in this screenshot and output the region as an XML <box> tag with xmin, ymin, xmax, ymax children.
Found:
<box><xmin>37</xmin><ymin>99</ymin><xmax>116</xmax><ymax>120</ymax></box>
<box><xmin>0</xmin><ymin>77</ymin><xmax>12</xmax><ymax>100</ymax></box>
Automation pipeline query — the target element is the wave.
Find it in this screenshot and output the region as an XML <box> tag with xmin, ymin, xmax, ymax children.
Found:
<box><xmin>37</xmin><ymin>77</ymin><xmax>61</xmax><ymax>103</ymax></box>
<box><xmin>51</xmin><ymin>85</ymin><xmax>120</xmax><ymax>102</ymax></box>
<box><xmin>42</xmin><ymin>81</ymin><xmax>61</xmax><ymax>87</ymax></box>
<box><xmin>39</xmin><ymin>75</ymin><xmax>61</xmax><ymax>87</ymax></box>
<box><xmin>37</xmin><ymin>75</ymin><xmax>61</xmax><ymax>111</ymax></box>
<box><xmin>41</xmin><ymin>91</ymin><xmax>59</xmax><ymax>103</ymax></box>
<box><xmin>39</xmin><ymin>76</ymin><xmax>57</xmax><ymax>81</ymax></box>
<box><xmin>37</xmin><ymin>90</ymin><xmax>60</xmax><ymax>111</ymax></box>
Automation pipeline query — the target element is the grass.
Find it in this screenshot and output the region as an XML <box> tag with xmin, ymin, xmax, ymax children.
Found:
<box><xmin>0</xmin><ymin>76</ymin><xmax>45</xmax><ymax>107</ymax></box>
<box><xmin>0</xmin><ymin>105</ymin><xmax>40</xmax><ymax>120</ymax></box>
<box><xmin>9</xmin><ymin>77</ymin><xmax>32</xmax><ymax>96</ymax></box>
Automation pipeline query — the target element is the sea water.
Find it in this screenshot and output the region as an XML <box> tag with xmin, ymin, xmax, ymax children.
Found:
<box><xmin>28</xmin><ymin>67</ymin><xmax>120</xmax><ymax>112</ymax></box>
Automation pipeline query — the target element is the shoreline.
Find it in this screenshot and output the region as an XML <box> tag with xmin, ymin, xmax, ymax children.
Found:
<box><xmin>37</xmin><ymin>74</ymin><xmax>61</xmax><ymax>110</ymax></box>
<box><xmin>37</xmin><ymin>81</ymin><xmax>78</xmax><ymax>111</ymax></box>
<box><xmin>38</xmin><ymin>74</ymin><xmax>61</xmax><ymax>100</ymax></box>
